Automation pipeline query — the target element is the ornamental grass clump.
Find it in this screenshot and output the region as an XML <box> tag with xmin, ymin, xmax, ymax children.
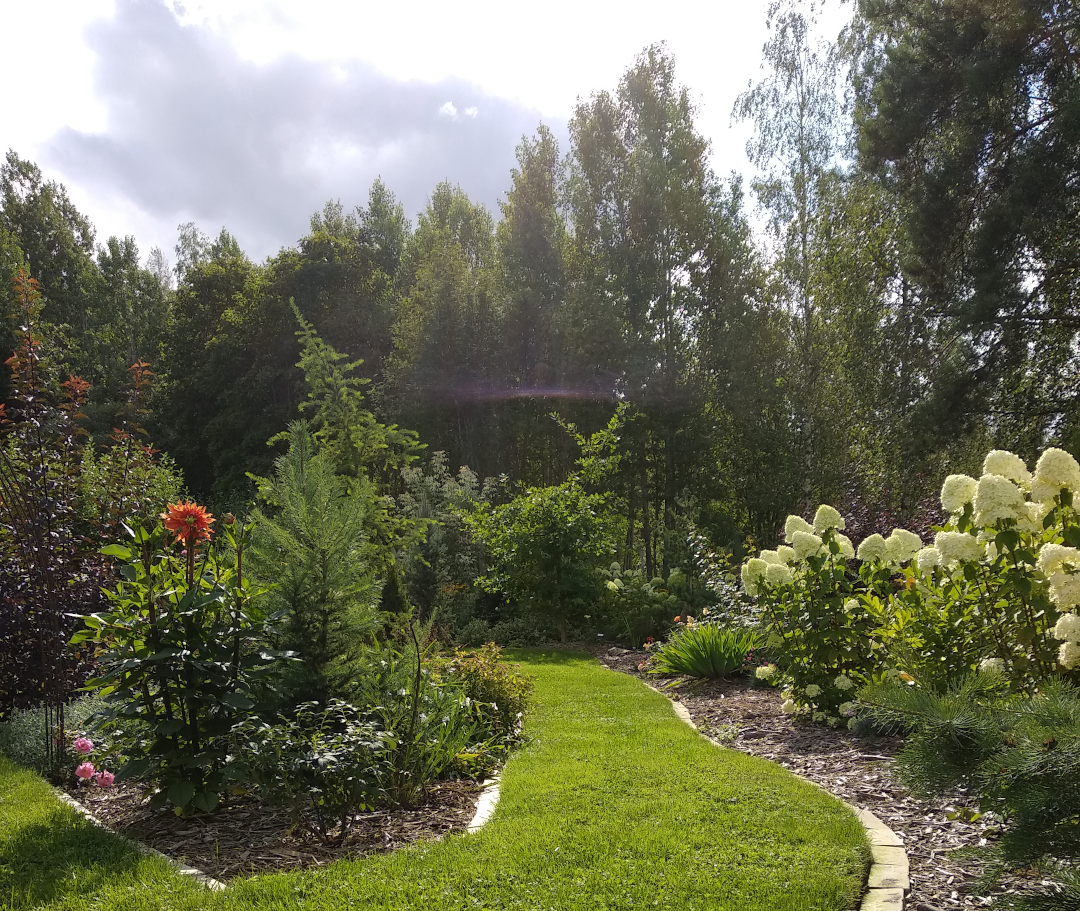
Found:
<box><xmin>650</xmin><ymin>623</ymin><xmax>760</xmax><ymax>678</ymax></box>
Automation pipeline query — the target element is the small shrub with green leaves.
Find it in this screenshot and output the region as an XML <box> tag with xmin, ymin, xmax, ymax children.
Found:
<box><xmin>599</xmin><ymin>564</ymin><xmax>679</xmax><ymax>645</ymax></box>
<box><xmin>650</xmin><ymin>624</ymin><xmax>761</xmax><ymax>678</ymax></box>
<box><xmin>232</xmin><ymin>700</ymin><xmax>393</xmax><ymax>844</ymax></box>
<box><xmin>430</xmin><ymin>643</ymin><xmax>533</xmax><ymax>740</ymax></box>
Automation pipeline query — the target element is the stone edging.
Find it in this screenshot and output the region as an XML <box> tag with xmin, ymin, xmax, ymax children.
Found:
<box><xmin>53</xmin><ymin>789</ymin><xmax>226</xmax><ymax>891</ymax></box>
<box><xmin>641</xmin><ymin>680</ymin><xmax>908</xmax><ymax>911</ymax></box>
<box><xmin>466</xmin><ymin>776</ymin><xmax>501</xmax><ymax>832</ymax></box>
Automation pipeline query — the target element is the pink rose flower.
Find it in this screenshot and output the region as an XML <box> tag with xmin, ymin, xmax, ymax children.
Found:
<box><xmin>75</xmin><ymin>762</ymin><xmax>95</xmax><ymax>780</ymax></box>
<box><xmin>94</xmin><ymin>770</ymin><xmax>115</xmax><ymax>787</ymax></box>
<box><xmin>73</xmin><ymin>737</ymin><xmax>94</xmax><ymax>754</ymax></box>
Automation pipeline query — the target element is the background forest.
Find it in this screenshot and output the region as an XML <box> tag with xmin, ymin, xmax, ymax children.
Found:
<box><xmin>2</xmin><ymin>0</ymin><xmax>1078</xmax><ymax>645</ymax></box>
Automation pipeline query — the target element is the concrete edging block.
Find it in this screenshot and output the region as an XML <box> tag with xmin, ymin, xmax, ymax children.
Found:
<box><xmin>466</xmin><ymin>776</ymin><xmax>501</xmax><ymax>832</ymax></box>
<box><xmin>54</xmin><ymin>790</ymin><xmax>226</xmax><ymax>891</ymax></box>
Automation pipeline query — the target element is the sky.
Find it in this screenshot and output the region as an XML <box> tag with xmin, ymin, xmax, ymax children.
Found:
<box><xmin>1</xmin><ymin>0</ymin><xmax>850</xmax><ymax>265</ymax></box>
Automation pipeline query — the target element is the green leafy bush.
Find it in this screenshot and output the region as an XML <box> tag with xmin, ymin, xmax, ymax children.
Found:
<box><xmin>231</xmin><ymin>700</ymin><xmax>393</xmax><ymax>844</ymax></box>
<box><xmin>650</xmin><ymin>624</ymin><xmax>761</xmax><ymax>678</ymax></box>
<box><xmin>466</xmin><ymin>479</ymin><xmax>616</xmax><ymax>642</ymax></box>
<box><xmin>599</xmin><ymin>564</ymin><xmax>678</xmax><ymax>645</ymax></box>
<box><xmin>75</xmin><ymin>511</ymin><xmax>277</xmax><ymax>815</ymax></box>
<box><xmin>431</xmin><ymin>643</ymin><xmax>533</xmax><ymax>740</ymax></box>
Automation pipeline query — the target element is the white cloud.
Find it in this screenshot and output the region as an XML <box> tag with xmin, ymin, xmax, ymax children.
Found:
<box><xmin>438</xmin><ymin>101</ymin><xmax>458</xmax><ymax>119</ymax></box>
<box><xmin>464</xmin><ymin>106</ymin><xmax>479</xmax><ymax>118</ymax></box>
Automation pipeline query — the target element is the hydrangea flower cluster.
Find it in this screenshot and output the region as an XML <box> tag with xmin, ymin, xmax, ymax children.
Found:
<box><xmin>1054</xmin><ymin>612</ymin><xmax>1080</xmax><ymax>670</ymax></box>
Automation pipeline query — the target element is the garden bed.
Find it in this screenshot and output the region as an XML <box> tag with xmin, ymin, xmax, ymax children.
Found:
<box><xmin>595</xmin><ymin>645</ymin><xmax>1050</xmax><ymax>911</ymax></box>
<box><xmin>63</xmin><ymin>778</ymin><xmax>484</xmax><ymax>881</ymax></box>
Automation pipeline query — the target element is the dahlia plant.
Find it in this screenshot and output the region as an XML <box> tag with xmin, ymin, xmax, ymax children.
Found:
<box><xmin>74</xmin><ymin>506</ymin><xmax>279</xmax><ymax>815</ymax></box>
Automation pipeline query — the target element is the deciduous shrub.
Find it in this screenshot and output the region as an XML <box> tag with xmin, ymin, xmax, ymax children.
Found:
<box><xmin>231</xmin><ymin>700</ymin><xmax>393</xmax><ymax>844</ymax></box>
<box><xmin>430</xmin><ymin>643</ymin><xmax>532</xmax><ymax>740</ymax></box>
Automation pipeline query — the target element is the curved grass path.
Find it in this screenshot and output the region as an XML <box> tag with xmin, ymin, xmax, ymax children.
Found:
<box><xmin>1</xmin><ymin>650</ymin><xmax>869</xmax><ymax>911</ymax></box>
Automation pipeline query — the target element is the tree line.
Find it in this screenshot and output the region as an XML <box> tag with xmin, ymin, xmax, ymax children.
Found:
<box><xmin>3</xmin><ymin>0</ymin><xmax>1078</xmax><ymax>577</ymax></box>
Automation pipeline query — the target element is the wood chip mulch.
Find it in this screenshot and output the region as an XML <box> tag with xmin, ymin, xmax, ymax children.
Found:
<box><xmin>65</xmin><ymin>778</ymin><xmax>484</xmax><ymax>882</ymax></box>
<box><xmin>592</xmin><ymin>645</ymin><xmax>1063</xmax><ymax>911</ymax></box>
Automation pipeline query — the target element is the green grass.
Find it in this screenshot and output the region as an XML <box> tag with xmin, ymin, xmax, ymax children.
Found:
<box><xmin>1</xmin><ymin>651</ymin><xmax>869</xmax><ymax>911</ymax></box>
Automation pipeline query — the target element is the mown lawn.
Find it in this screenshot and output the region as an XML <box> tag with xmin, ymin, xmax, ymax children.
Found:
<box><xmin>1</xmin><ymin>650</ymin><xmax>869</xmax><ymax>911</ymax></box>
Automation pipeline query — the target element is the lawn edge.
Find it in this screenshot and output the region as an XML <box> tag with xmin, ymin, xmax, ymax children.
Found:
<box><xmin>52</xmin><ymin>787</ymin><xmax>227</xmax><ymax>892</ymax></box>
<box><xmin>634</xmin><ymin>675</ymin><xmax>907</xmax><ymax>911</ymax></box>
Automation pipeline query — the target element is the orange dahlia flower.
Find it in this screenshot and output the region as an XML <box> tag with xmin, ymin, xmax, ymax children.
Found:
<box><xmin>162</xmin><ymin>501</ymin><xmax>214</xmax><ymax>545</ymax></box>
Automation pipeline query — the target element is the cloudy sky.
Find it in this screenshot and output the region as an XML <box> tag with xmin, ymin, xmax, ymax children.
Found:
<box><xmin>2</xmin><ymin>0</ymin><xmax>849</xmax><ymax>263</ymax></box>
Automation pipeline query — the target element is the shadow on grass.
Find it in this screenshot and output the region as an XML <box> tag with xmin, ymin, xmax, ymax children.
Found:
<box><xmin>0</xmin><ymin>805</ymin><xmax>144</xmax><ymax>910</ymax></box>
<box><xmin>500</xmin><ymin>648</ymin><xmax>594</xmax><ymax>665</ymax></box>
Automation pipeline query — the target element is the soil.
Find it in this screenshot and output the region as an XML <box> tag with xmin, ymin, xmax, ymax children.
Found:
<box><xmin>66</xmin><ymin>778</ymin><xmax>484</xmax><ymax>882</ymax></box>
<box><xmin>592</xmin><ymin>644</ymin><xmax>1060</xmax><ymax>911</ymax></box>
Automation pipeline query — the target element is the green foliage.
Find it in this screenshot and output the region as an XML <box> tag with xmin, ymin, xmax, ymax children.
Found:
<box><xmin>430</xmin><ymin>643</ymin><xmax>533</xmax><ymax>741</ymax></box>
<box><xmin>248</xmin><ymin>422</ymin><xmax>380</xmax><ymax>704</ymax></box>
<box><xmin>860</xmin><ymin>676</ymin><xmax>1080</xmax><ymax>877</ymax></box>
<box><xmin>231</xmin><ymin>700</ymin><xmax>393</xmax><ymax>844</ymax></box>
<box><xmin>598</xmin><ymin>564</ymin><xmax>679</xmax><ymax>646</ymax></box>
<box><xmin>350</xmin><ymin>630</ymin><xmax>503</xmax><ymax>804</ymax></box>
<box><xmin>467</xmin><ymin>479</ymin><xmax>616</xmax><ymax>641</ymax></box>
<box><xmin>74</xmin><ymin>516</ymin><xmax>276</xmax><ymax>815</ymax></box>
<box><xmin>651</xmin><ymin>624</ymin><xmax>762</xmax><ymax>679</ymax></box>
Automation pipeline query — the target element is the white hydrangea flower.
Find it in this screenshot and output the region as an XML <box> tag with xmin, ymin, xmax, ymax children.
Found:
<box><xmin>792</xmin><ymin>530</ymin><xmax>824</xmax><ymax>561</ymax></box>
<box><xmin>812</xmin><ymin>710</ymin><xmax>827</xmax><ymax>723</ymax></box>
<box><xmin>784</xmin><ymin>514</ymin><xmax>815</xmax><ymax>543</ymax></box>
<box><xmin>1037</xmin><ymin>543</ymin><xmax>1080</xmax><ymax>577</ymax></box>
<box><xmin>834</xmin><ymin>674</ymin><xmax>854</xmax><ymax>691</ymax></box>
<box><xmin>979</xmin><ymin>657</ymin><xmax>1005</xmax><ymax>673</ymax></box>
<box><xmin>941</xmin><ymin>474</ymin><xmax>978</xmax><ymax>513</ymax></box>
<box><xmin>1053</xmin><ymin>612</ymin><xmax>1080</xmax><ymax>642</ymax></box>
<box><xmin>781</xmin><ymin>699</ymin><xmax>797</xmax><ymax>714</ymax></box>
<box><xmin>844</xmin><ymin>598</ymin><xmax>861</xmax><ymax>613</ymax></box>
<box><xmin>838</xmin><ymin>702</ymin><xmax>857</xmax><ymax>717</ymax></box>
<box><xmin>765</xmin><ymin>563</ymin><xmax>793</xmax><ymax>586</ymax></box>
<box><xmin>857</xmin><ymin>534</ymin><xmax>889</xmax><ymax>563</ymax></box>
<box><xmin>1059</xmin><ymin>640</ymin><xmax>1080</xmax><ymax>670</ymax></box>
<box><xmin>826</xmin><ymin>716</ymin><xmax>840</xmax><ymax>727</ymax></box>
<box><xmin>1017</xmin><ymin>501</ymin><xmax>1049</xmax><ymax>534</ymax></box>
<box><xmin>982</xmin><ymin>450</ymin><xmax>1031</xmax><ymax>487</ymax></box>
<box><xmin>804</xmin><ymin>684</ymin><xmax>822</xmax><ymax>698</ymax></box>
<box><xmin>915</xmin><ymin>546</ymin><xmax>941</xmax><ymax>574</ymax></box>
<box><xmin>1034</xmin><ymin>448</ymin><xmax>1080</xmax><ymax>498</ymax></box>
<box><xmin>776</xmin><ymin>545</ymin><xmax>796</xmax><ymax>564</ymax></box>
<box><xmin>759</xmin><ymin>549</ymin><xmax>781</xmax><ymax>564</ymax></box>
<box><xmin>974</xmin><ymin>474</ymin><xmax>1026</xmax><ymax>526</ymax></box>
<box><xmin>741</xmin><ymin>558</ymin><xmax>768</xmax><ymax>597</ymax></box>
<box><xmin>1048</xmin><ymin>573</ymin><xmax>1080</xmax><ymax>610</ymax></box>
<box><xmin>847</xmin><ymin>717</ymin><xmax>859</xmax><ymax>731</ymax></box>
<box><xmin>766</xmin><ymin>631</ymin><xmax>783</xmax><ymax>649</ymax></box>
<box><xmin>835</xmin><ymin>534</ymin><xmax>856</xmax><ymax>559</ymax></box>
<box><xmin>813</xmin><ymin>504</ymin><xmax>846</xmax><ymax>534</ymax></box>
<box><xmin>885</xmin><ymin>529</ymin><xmax>922</xmax><ymax>565</ymax></box>
<box><xmin>754</xmin><ymin>663</ymin><xmax>778</xmax><ymax>680</ymax></box>
<box><xmin>934</xmin><ymin>531</ymin><xmax>984</xmax><ymax>564</ymax></box>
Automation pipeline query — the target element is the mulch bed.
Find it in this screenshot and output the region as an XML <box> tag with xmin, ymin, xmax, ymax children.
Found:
<box><xmin>592</xmin><ymin>644</ymin><xmax>1058</xmax><ymax>911</ymax></box>
<box><xmin>65</xmin><ymin>778</ymin><xmax>484</xmax><ymax>881</ymax></box>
